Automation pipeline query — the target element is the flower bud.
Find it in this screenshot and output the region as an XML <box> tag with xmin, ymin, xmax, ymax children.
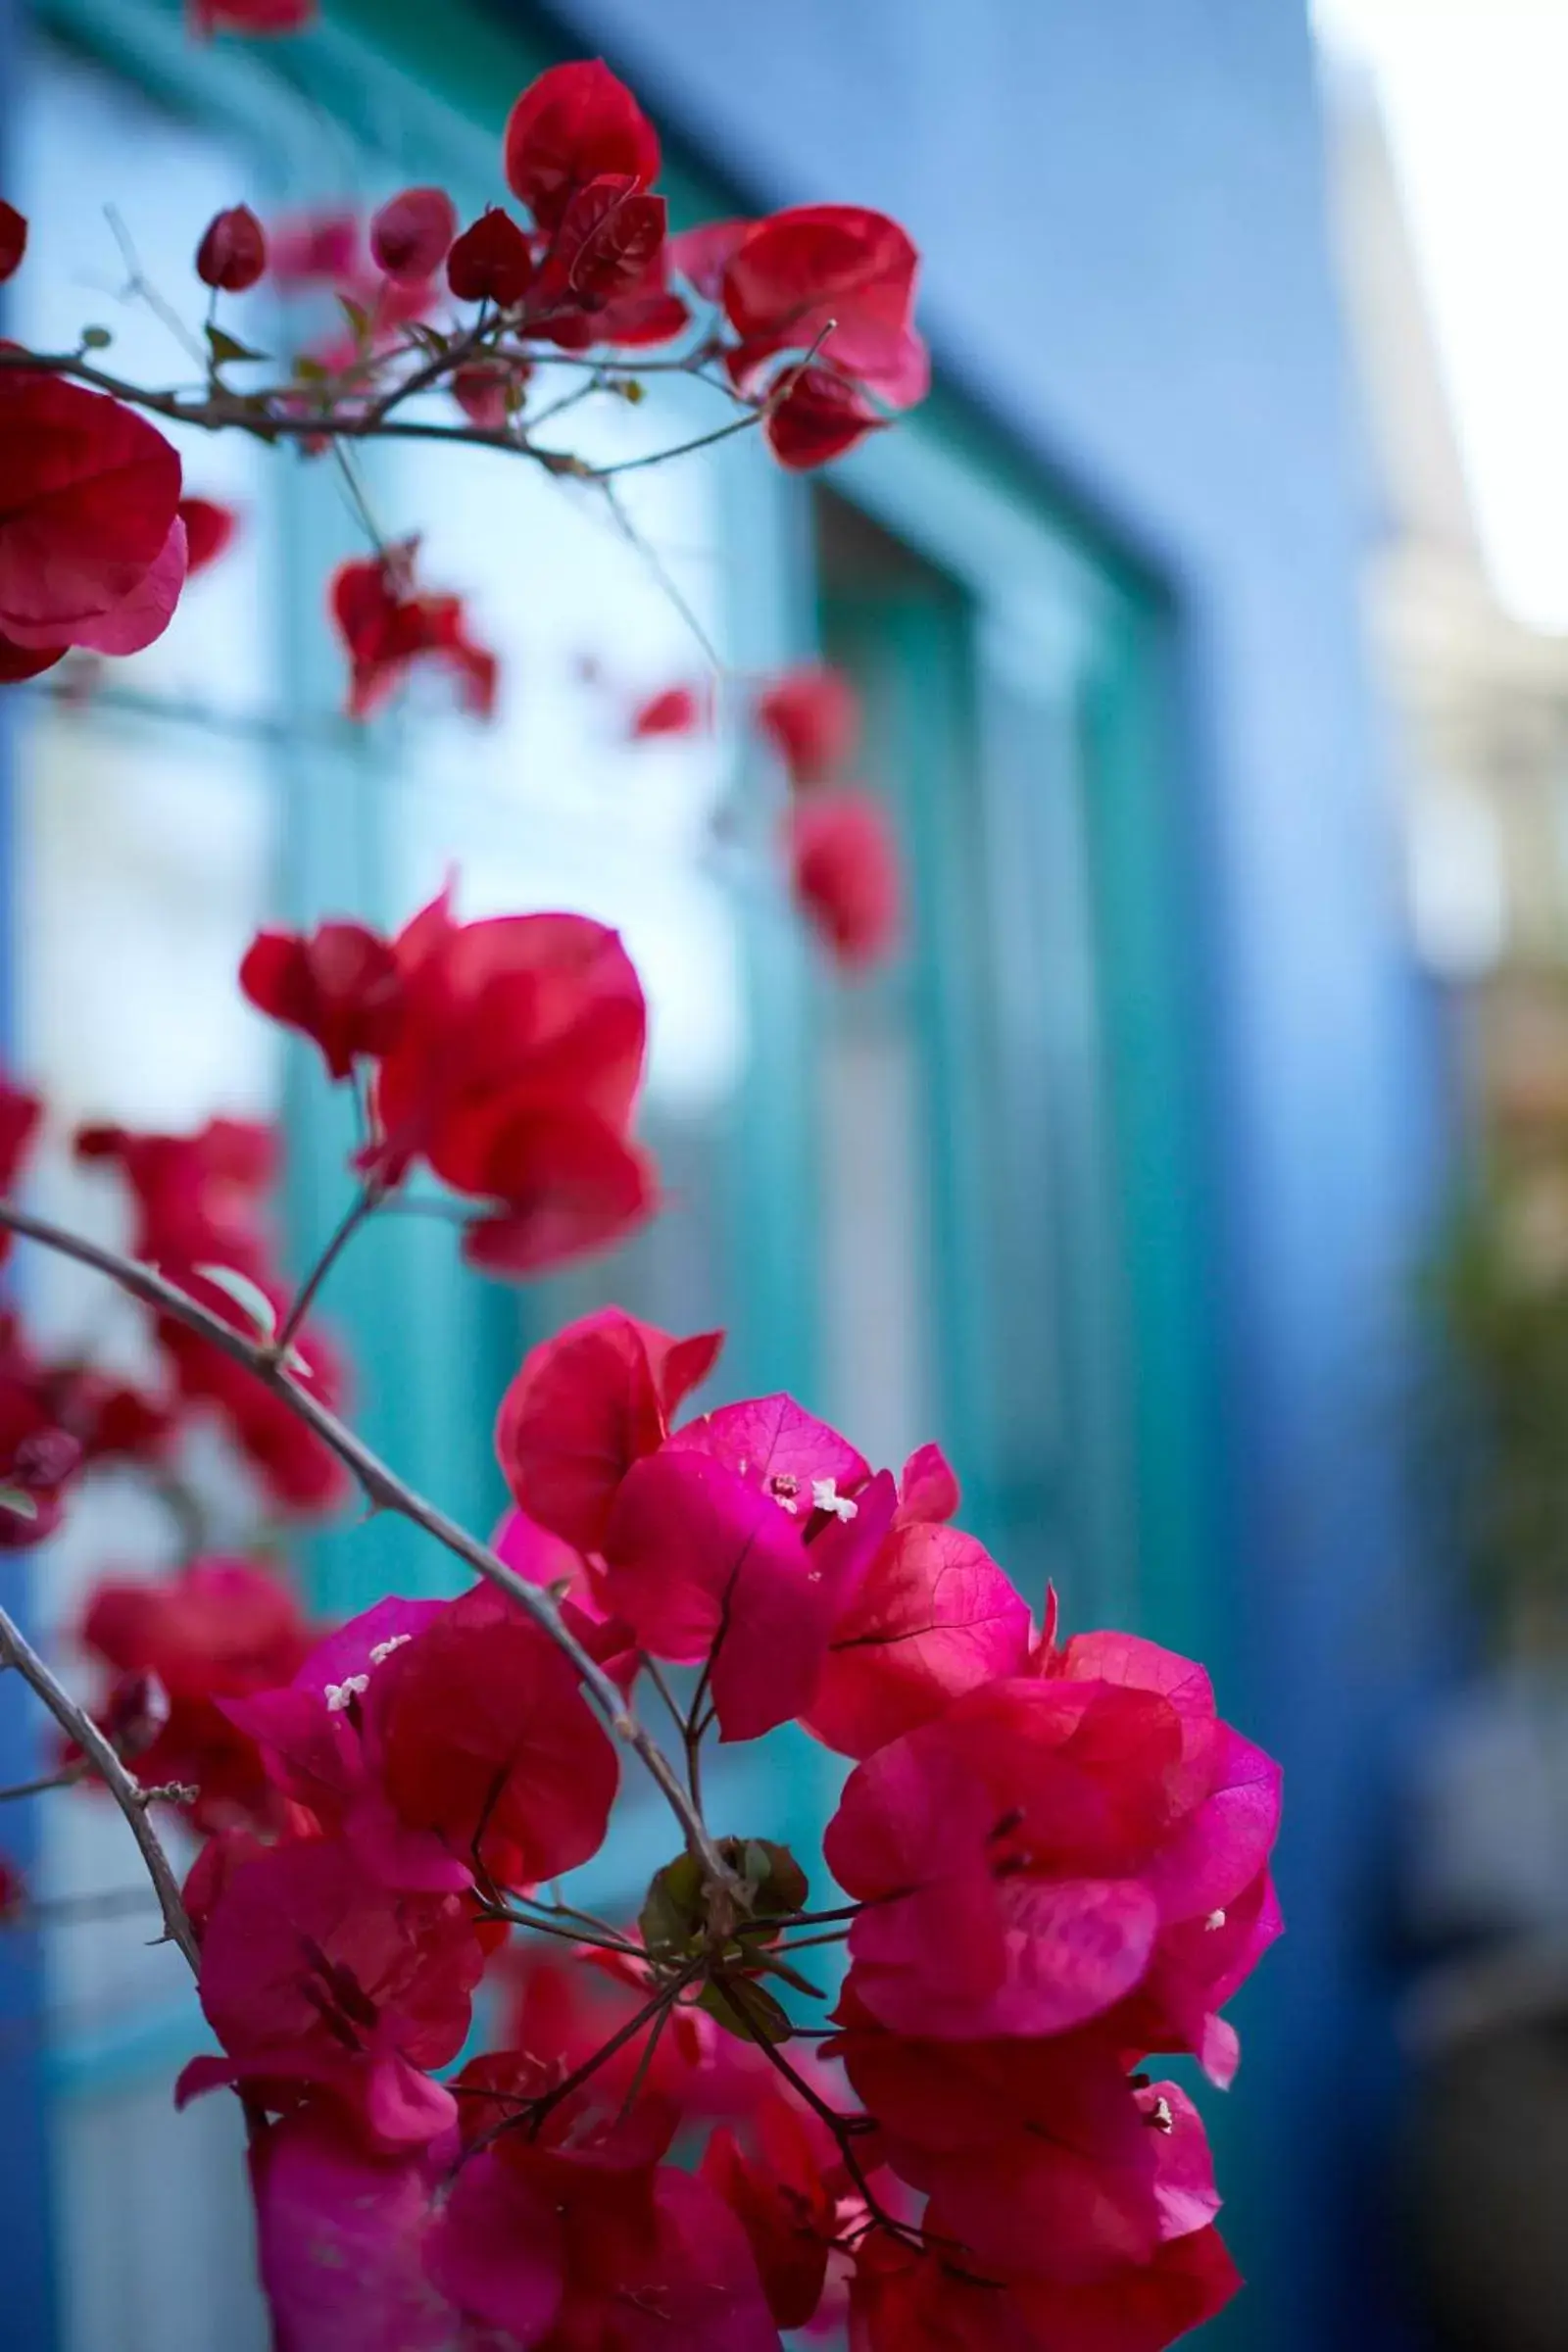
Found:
<box><xmin>106</xmin><ymin>1668</ymin><xmax>172</xmax><ymax>1762</ymax></box>
<box><xmin>369</xmin><ymin>185</ymin><xmax>457</xmax><ymax>283</ymax></box>
<box><xmin>196</xmin><ymin>204</ymin><xmax>267</xmax><ymax>292</ymax></box>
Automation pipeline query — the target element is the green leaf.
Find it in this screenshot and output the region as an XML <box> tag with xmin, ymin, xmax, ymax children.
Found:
<box><xmin>192</xmin><ymin>1263</ymin><xmax>278</xmax><ymax>1340</ymax></box>
<box><xmin>638</xmin><ymin>1852</ymin><xmax>706</xmax><ymax>1959</ymax></box>
<box><xmin>206</xmin><ymin>323</ymin><xmax>270</xmax><ymax>368</ymax></box>
<box><xmin>700</xmin><ymin>1978</ymin><xmax>792</xmax><ymax>2045</ymax></box>
<box><xmin>79</xmin><ymin>325</ymin><xmax>113</xmax><ymax>352</ymax></box>
<box><xmin>0</xmin><ymin>1488</ymin><xmax>39</xmax><ymax>1522</ymax></box>
<box><xmin>740</xmin><ymin>1839</ymin><xmax>809</xmax><ymax>1919</ymax></box>
<box><xmin>401</xmin><ymin>321</ymin><xmax>450</xmax><ymax>360</ymax></box>
<box><xmin>336</xmin><ymin>294</ymin><xmax>372</xmax><ymax>345</ymax></box>
<box><xmin>291</xmin><ymin>354</ymin><xmax>331</xmax><ymax>385</ymax></box>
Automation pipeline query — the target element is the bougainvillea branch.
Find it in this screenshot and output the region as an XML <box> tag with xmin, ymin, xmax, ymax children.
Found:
<box><xmin>0</xmin><ymin>1598</ymin><xmax>200</xmax><ymax>1971</ymax></box>
<box><xmin>0</xmin><ymin>1196</ymin><xmax>727</xmax><ymax>1882</ymax></box>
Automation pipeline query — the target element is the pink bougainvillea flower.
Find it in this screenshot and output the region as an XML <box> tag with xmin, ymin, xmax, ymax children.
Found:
<box><xmin>457</xmin><ymin>1104</ymin><xmax>655</xmax><ymax>1275</ymax></box>
<box><xmin>0</xmin><ymin>201</ymin><xmax>28</xmax><ymax>285</ymax></box>
<box><xmin>74</xmin><ymin>1108</ymin><xmax>351</xmax><ymax>1506</ymax></box>
<box><xmin>223</xmin><ymin>1595</ymin><xmax>469</xmax><ymax>1893</ymax></box>
<box><xmin>532</xmin><ymin>175</ymin><xmax>667</xmax><ymax>315</ymax></box>
<box><xmin>504</xmin><ymin>60</ymin><xmax>662</xmax><ymax>232</ymax></box>
<box><xmin>369</xmin><ymin>186</ymin><xmax>457</xmax><ymax>283</ymax></box>
<box><xmin>74</xmin><ymin>1111</ymin><xmax>276</xmax><ymax>1268</ymax></box>
<box><xmin>495</xmin><ymin>1942</ymin><xmax>751</xmax><ymax>2129</ymax></box>
<box><xmin>0</xmin><ymin>1371</ymin><xmax>78</xmax><ymax>1549</ymax></box>
<box><xmin>0</xmin><ymin>374</ymin><xmax>185</xmax><ymax>663</ymax></box>
<box><xmin>805</xmin><ymin>1518</ymin><xmax>1034</xmax><ymax>1759</ymax></box>
<box><xmin>367</xmin><ymin>1580</ymin><xmax>618</xmax><ymax>1886</ymax></box>
<box><xmin>328</xmin><ymin>550</ymin><xmax>498</xmax><ymax>721</ymax></box>
<box><xmin>753</xmin><ymin>663</ymin><xmax>859</xmax><ymax>789</ymax></box>
<box><xmin>1004</xmin><ymin>2214</ymin><xmax>1243</xmax><ymax>2352</ymax></box>
<box><xmin>431</xmin><ymin>2120</ymin><xmax>782</xmax><ymax>2352</ymax></box>
<box><xmin>251</xmin><ymin>2108</ymin><xmax>471</xmax><ymax>2352</ymax></box>
<box><xmin>832</xmin><ymin>1982</ymin><xmax>1219</xmax><ymax>2290</ymax></box>
<box><xmin>787</xmin><ymin>786</ymin><xmax>903</xmax><ymax>971</ymax></box>
<box><xmin>764</xmin><ymin>366</ymin><xmax>888</xmax><ymax>471</ymax></box>
<box><xmin>74</xmin><ymin>1112</ymin><xmax>350</xmax><ymax>1506</ymax></box>
<box><xmin>176</xmin><ymin>496</ymin><xmax>240</xmax><ymax>576</ymax></box>
<box><xmin>668</xmin><ymin>218</ymin><xmax>753</xmax><ymax>304</ymax></box>
<box><xmin>178</xmin><ymin>1836</ymin><xmax>483</xmax><ymax>2149</ymax></box>
<box><xmin>701</xmin><ymin>2088</ymin><xmax>841</xmax><ymax>2329</ymax></box>
<box><xmin>721</xmin><ymin>206</ymin><xmax>928</xmax><ymax>411</ymax></box>
<box><xmin>267</xmin><ymin>207</ymin><xmax>360</xmax><ymax>286</ymax></box>
<box><xmin>450</xmin><ymin>358</ymin><xmax>527</xmax><ymax>429</ymax></box>
<box><xmin>81</xmin><ymin>1558</ymin><xmax>313</xmax><ymax>1831</ymax></box>
<box><xmin>189</xmin><ymin>0</ymin><xmax>315</xmax><ymax>32</ymax></box>
<box><xmin>604</xmin><ymin>1396</ymin><xmax>897</xmax><ymax>1740</ymax></box>
<box><xmin>495</xmin><ymin>1304</ymin><xmax>722</xmax><ymax>1553</ymax></box>
<box><xmin>630</xmin><ymin>682</ymin><xmax>708</xmax><ymax>740</ymax></box>
<box><xmin>494</xmin><ymin>1504</ymin><xmax>641</xmax><ymax>1692</ymax></box>
<box><xmin>84</xmin><ymin>1557</ymin><xmax>311</xmax><ymax>1696</ymax></box>
<box><xmin>1100</xmin><ymin>1857</ymin><xmax>1284</xmax><ymax>2092</ymax></box>
<box><xmin>849</xmin><ymin>2208</ymin><xmax>1240</xmax><ymax>2352</ymax></box>
<box><xmin>195</xmin><ymin>204</ymin><xmax>266</xmax><ymax>291</ymax></box>
<box><xmin>363</xmin><ymin>884</ymin><xmax>656</xmax><ymax>1276</ymax></box>
<box><xmin>826</xmin><ymin>1656</ymin><xmax>1281</xmax><ymax>2043</ymax></box>
<box><xmin>240</xmin><ymin>917</ymin><xmax>406</xmax><ymax>1083</ymax></box>
<box><xmin>894</xmin><ymin>1440</ymin><xmax>961</xmax><ymax>1527</ymax></box>
<box><xmin>157</xmin><ymin>1266</ymin><xmax>352</xmax><ymax>1513</ymax></box>
<box><xmin>446</xmin><ymin>206</ymin><xmax>534</xmax><ymax>308</ymax></box>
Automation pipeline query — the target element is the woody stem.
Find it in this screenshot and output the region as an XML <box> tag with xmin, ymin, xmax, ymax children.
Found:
<box><xmin>0</xmin><ymin>1601</ymin><xmax>199</xmax><ymax>1974</ymax></box>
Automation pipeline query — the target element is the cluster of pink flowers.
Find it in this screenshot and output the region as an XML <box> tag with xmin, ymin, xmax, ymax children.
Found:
<box><xmin>124</xmin><ymin>1289</ymin><xmax>1276</xmax><ymax>2350</ymax></box>
<box><xmin>0</xmin><ymin>878</ymin><xmax>1279</xmax><ymax>2348</ymax></box>
<box><xmin>631</xmin><ymin>661</ymin><xmax>903</xmax><ymax>973</ymax></box>
<box><xmin>0</xmin><ymin>58</ymin><xmax>923</xmax><ymax>710</ymax></box>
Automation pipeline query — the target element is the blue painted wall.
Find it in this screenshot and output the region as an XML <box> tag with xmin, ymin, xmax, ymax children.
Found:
<box><xmin>522</xmin><ymin>3</ymin><xmax>1447</xmax><ymax>2345</ymax></box>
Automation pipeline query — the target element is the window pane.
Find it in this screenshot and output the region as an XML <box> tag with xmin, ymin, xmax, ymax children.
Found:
<box><xmin>16</xmin><ymin>36</ymin><xmax>277</xmax><ymax>718</ymax></box>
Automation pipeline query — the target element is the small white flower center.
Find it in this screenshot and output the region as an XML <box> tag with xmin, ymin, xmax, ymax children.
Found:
<box><xmin>1149</xmin><ymin>2094</ymin><xmax>1174</xmax><ymax>2134</ymax></box>
<box><xmin>325</xmin><ymin>1674</ymin><xmax>370</xmax><ymax>1713</ymax></box>
<box><xmin>810</xmin><ymin>1477</ymin><xmax>858</xmax><ymax>1522</ymax></box>
<box><xmin>769</xmin><ymin>1473</ymin><xmax>801</xmax><ymax>1516</ymax></box>
<box><xmin>368</xmin><ymin>1634</ymin><xmax>412</xmax><ymax>1665</ymax></box>
<box><xmin>1203</xmin><ymin>1909</ymin><xmax>1226</xmax><ymax>1933</ymax></box>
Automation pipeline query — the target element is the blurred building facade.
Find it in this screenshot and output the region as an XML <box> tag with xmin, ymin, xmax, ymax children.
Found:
<box><xmin>1328</xmin><ymin>56</ymin><xmax>1568</xmax><ymax>1109</ymax></box>
<box><xmin>0</xmin><ymin>3</ymin><xmax>1446</xmax><ymax>2348</ymax></box>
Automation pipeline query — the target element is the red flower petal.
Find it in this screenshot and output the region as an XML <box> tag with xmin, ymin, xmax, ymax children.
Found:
<box><xmin>496</xmin><ymin>1305</ymin><xmax>722</xmax><ymax>1552</ymax></box>
<box><xmin>0</xmin><ymin>374</ymin><xmax>182</xmax><ymax>640</ymax></box>
<box><xmin>787</xmin><ymin>786</ymin><xmax>902</xmax><ymax>969</ymax></box>
<box><xmin>370</xmin><ymin>1584</ymin><xmax>618</xmax><ymax>1883</ymax></box>
<box><xmin>503</xmin><ymin>60</ymin><xmax>661</xmax><ymax>231</ymax></box>
<box><xmin>176</xmin><ymin>496</ymin><xmax>240</xmax><ymax>575</ymax></box>
<box><xmin>446</xmin><ymin>208</ymin><xmax>534</xmax><ymax>308</ymax></box>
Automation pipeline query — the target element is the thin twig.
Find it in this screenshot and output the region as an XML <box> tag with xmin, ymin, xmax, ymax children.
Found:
<box><xmin>0</xmin><ymin>1755</ymin><xmax>90</xmax><ymax>1803</ymax></box>
<box><xmin>0</xmin><ymin>1602</ymin><xmax>199</xmax><ymax>1975</ymax></box>
<box><xmin>0</xmin><ymin>1200</ymin><xmax>730</xmax><ymax>1886</ymax></box>
<box><xmin>273</xmin><ymin>1185</ymin><xmax>379</xmax><ymax>1356</ymax></box>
